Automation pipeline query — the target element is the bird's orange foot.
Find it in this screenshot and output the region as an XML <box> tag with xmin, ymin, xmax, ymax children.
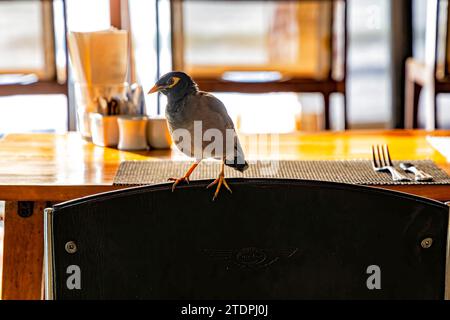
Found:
<box><xmin>207</xmin><ymin>174</ymin><xmax>232</xmax><ymax>201</ymax></box>
<box><xmin>168</xmin><ymin>176</ymin><xmax>190</xmax><ymax>192</ymax></box>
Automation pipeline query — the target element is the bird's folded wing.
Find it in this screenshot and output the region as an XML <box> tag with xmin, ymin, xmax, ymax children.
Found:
<box><xmin>194</xmin><ymin>91</ymin><xmax>235</xmax><ymax>130</ymax></box>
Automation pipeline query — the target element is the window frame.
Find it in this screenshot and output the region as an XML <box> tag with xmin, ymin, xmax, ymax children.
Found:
<box><xmin>169</xmin><ymin>0</ymin><xmax>347</xmax><ymax>94</ymax></box>
<box><xmin>0</xmin><ymin>0</ymin><xmax>68</xmax><ymax>96</ymax></box>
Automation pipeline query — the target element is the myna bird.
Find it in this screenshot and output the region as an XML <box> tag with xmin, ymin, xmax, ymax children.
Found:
<box><xmin>148</xmin><ymin>71</ymin><xmax>248</xmax><ymax>200</ymax></box>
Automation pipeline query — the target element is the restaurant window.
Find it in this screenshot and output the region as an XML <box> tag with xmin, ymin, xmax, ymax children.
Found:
<box><xmin>0</xmin><ymin>0</ymin><xmax>110</xmax><ymax>135</ymax></box>
<box><xmin>213</xmin><ymin>0</ymin><xmax>392</xmax><ymax>131</ymax></box>
<box><xmin>170</xmin><ymin>0</ymin><xmax>339</xmax><ymax>133</ymax></box>
<box><xmin>0</xmin><ymin>0</ymin><xmax>66</xmax><ymax>134</ymax></box>
<box><xmin>347</xmin><ymin>0</ymin><xmax>391</xmax><ymax>128</ymax></box>
<box><xmin>173</xmin><ymin>1</ymin><xmax>333</xmax><ymax>80</ymax></box>
<box><xmin>128</xmin><ymin>0</ymin><xmax>392</xmax><ymax>132</ymax></box>
<box><xmin>128</xmin><ymin>0</ymin><xmax>161</xmax><ymax>116</ymax></box>
<box><xmin>129</xmin><ymin>0</ymin><xmax>339</xmax><ymax>132</ymax></box>
<box><xmin>0</xmin><ymin>1</ymin><xmax>54</xmax><ymax>80</ymax></box>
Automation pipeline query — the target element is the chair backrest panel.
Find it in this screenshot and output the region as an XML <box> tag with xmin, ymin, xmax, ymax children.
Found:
<box><xmin>50</xmin><ymin>179</ymin><xmax>449</xmax><ymax>299</ymax></box>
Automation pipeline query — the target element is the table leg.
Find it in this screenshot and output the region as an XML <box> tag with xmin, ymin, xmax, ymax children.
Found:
<box><xmin>1</xmin><ymin>201</ymin><xmax>46</xmax><ymax>300</ymax></box>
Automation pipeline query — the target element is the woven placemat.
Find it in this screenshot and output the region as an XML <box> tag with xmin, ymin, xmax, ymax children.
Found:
<box><xmin>113</xmin><ymin>160</ymin><xmax>450</xmax><ymax>186</ymax></box>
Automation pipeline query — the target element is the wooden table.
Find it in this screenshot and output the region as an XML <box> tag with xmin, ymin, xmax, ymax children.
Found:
<box><xmin>1</xmin><ymin>130</ymin><xmax>449</xmax><ymax>299</ymax></box>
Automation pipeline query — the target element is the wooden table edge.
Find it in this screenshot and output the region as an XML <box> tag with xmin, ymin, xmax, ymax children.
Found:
<box><xmin>0</xmin><ymin>183</ymin><xmax>448</xmax><ymax>202</ymax></box>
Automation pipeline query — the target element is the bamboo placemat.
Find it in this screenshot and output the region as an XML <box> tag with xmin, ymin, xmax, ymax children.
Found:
<box><xmin>113</xmin><ymin>160</ymin><xmax>450</xmax><ymax>186</ymax></box>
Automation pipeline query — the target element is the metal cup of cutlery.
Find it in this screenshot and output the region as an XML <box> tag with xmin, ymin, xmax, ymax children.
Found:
<box><xmin>371</xmin><ymin>144</ymin><xmax>412</xmax><ymax>182</ymax></box>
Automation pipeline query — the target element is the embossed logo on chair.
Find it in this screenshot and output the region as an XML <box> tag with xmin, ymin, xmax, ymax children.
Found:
<box><xmin>202</xmin><ymin>247</ymin><xmax>299</xmax><ymax>270</ymax></box>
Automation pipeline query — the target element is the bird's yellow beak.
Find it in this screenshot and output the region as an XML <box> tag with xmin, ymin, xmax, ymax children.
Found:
<box><xmin>148</xmin><ymin>84</ymin><xmax>160</xmax><ymax>94</ymax></box>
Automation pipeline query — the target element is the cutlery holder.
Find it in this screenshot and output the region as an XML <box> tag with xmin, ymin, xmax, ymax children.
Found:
<box><xmin>74</xmin><ymin>82</ymin><xmax>129</xmax><ymax>139</ymax></box>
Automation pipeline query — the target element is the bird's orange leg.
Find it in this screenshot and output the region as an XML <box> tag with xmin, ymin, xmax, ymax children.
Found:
<box><xmin>169</xmin><ymin>160</ymin><xmax>201</xmax><ymax>192</ymax></box>
<box><xmin>207</xmin><ymin>161</ymin><xmax>232</xmax><ymax>201</ymax></box>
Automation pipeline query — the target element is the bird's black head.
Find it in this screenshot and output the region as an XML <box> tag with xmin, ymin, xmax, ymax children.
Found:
<box><xmin>148</xmin><ymin>71</ymin><xmax>198</xmax><ymax>100</ymax></box>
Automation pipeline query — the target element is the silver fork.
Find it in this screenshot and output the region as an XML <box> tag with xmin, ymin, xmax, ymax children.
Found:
<box><xmin>371</xmin><ymin>144</ymin><xmax>411</xmax><ymax>182</ymax></box>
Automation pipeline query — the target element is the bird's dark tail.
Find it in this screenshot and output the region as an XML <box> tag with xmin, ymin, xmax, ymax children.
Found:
<box><xmin>225</xmin><ymin>158</ymin><xmax>249</xmax><ymax>172</ymax></box>
<box><xmin>226</xmin><ymin>134</ymin><xmax>248</xmax><ymax>172</ymax></box>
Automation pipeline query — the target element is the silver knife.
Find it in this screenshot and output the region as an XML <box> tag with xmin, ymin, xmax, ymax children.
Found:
<box><xmin>399</xmin><ymin>163</ymin><xmax>433</xmax><ymax>181</ymax></box>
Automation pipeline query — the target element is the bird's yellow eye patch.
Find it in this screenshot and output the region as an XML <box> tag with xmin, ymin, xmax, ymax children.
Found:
<box><xmin>167</xmin><ymin>76</ymin><xmax>181</xmax><ymax>88</ymax></box>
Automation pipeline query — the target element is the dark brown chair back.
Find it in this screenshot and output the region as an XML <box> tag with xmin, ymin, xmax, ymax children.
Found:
<box><xmin>45</xmin><ymin>179</ymin><xmax>449</xmax><ymax>299</ymax></box>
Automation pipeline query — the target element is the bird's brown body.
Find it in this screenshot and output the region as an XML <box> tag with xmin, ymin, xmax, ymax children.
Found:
<box><xmin>166</xmin><ymin>91</ymin><xmax>246</xmax><ymax>168</ymax></box>
<box><xmin>149</xmin><ymin>71</ymin><xmax>248</xmax><ymax>199</ymax></box>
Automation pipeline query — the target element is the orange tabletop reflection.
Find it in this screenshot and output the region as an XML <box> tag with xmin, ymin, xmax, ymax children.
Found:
<box><xmin>0</xmin><ymin>129</ymin><xmax>448</xmax><ymax>201</ymax></box>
